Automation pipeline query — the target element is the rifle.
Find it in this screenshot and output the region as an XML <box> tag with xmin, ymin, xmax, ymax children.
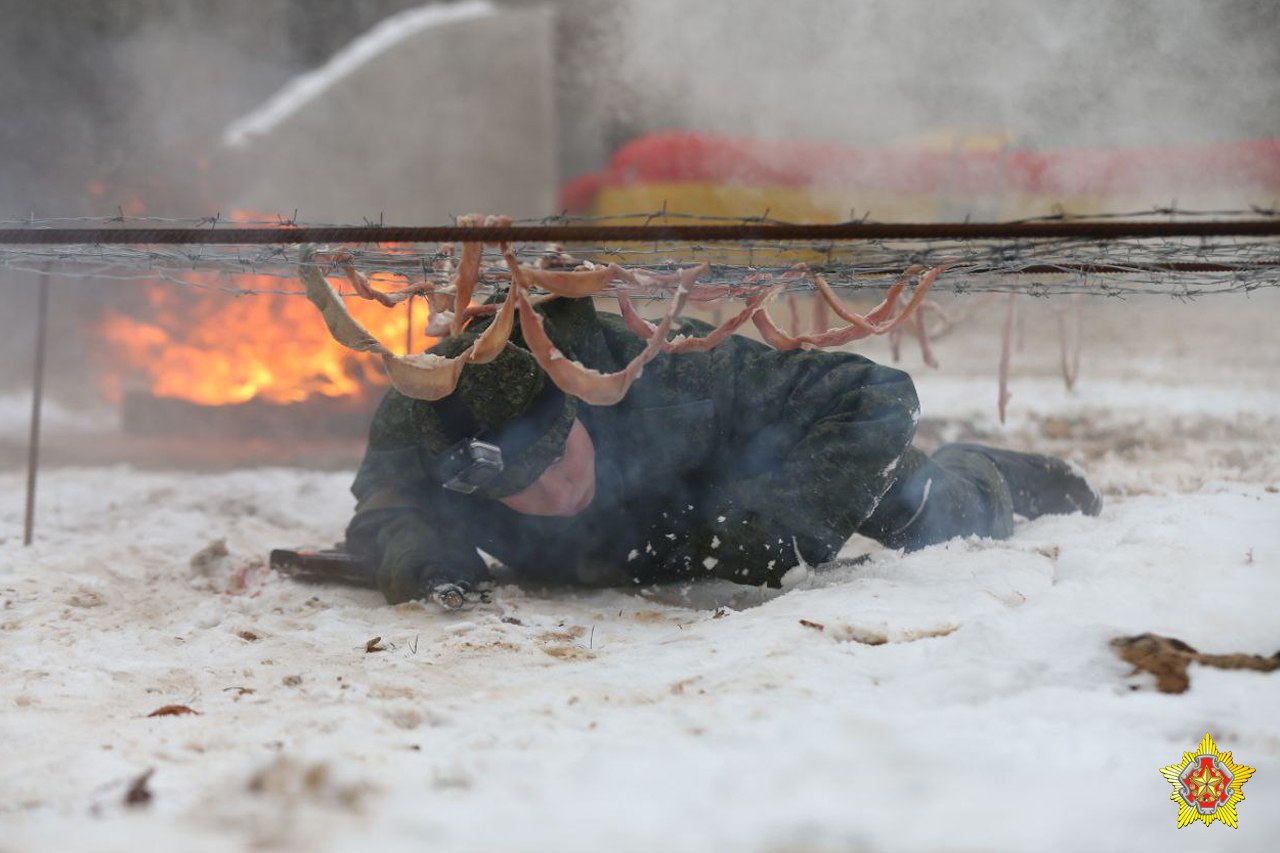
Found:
<box><xmin>268</xmin><ymin>547</ymin><xmax>377</xmax><ymax>588</ymax></box>
<box><xmin>269</xmin><ymin>547</ymin><xmax>488</xmax><ymax>609</ymax></box>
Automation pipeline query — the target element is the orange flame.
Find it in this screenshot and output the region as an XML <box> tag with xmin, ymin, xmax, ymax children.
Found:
<box><xmin>98</xmin><ymin>271</ymin><xmax>431</xmax><ymax>406</ymax></box>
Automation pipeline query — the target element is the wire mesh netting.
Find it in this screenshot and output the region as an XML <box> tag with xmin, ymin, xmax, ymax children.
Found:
<box><xmin>1</xmin><ymin>208</ymin><xmax>1277</xmax><ymax>300</ymax></box>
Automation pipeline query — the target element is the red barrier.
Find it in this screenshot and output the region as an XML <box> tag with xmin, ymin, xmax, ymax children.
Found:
<box><xmin>559</xmin><ymin>131</ymin><xmax>1280</xmax><ymax>213</ymax></box>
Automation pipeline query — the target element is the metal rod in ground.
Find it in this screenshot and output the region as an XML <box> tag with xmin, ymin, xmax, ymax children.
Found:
<box><xmin>23</xmin><ymin>268</ymin><xmax>51</xmax><ymax>546</ymax></box>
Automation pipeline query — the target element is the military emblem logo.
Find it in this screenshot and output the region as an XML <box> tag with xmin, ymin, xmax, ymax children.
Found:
<box><xmin>1159</xmin><ymin>732</ymin><xmax>1255</xmax><ymax>828</ymax></box>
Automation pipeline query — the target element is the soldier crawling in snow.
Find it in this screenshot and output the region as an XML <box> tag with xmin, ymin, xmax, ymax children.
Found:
<box><xmin>345</xmin><ymin>295</ymin><xmax>1101</xmax><ymax>607</ymax></box>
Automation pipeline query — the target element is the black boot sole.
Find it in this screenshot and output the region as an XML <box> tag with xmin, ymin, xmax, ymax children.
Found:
<box><xmin>935</xmin><ymin>443</ymin><xmax>1103</xmax><ymax>519</ymax></box>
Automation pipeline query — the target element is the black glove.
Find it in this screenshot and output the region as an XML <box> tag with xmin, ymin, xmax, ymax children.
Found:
<box><xmin>423</xmin><ymin>577</ymin><xmax>494</xmax><ymax>611</ymax></box>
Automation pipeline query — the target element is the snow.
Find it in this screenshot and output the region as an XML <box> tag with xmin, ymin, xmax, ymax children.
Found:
<box><xmin>1</xmin><ymin>293</ymin><xmax>1279</xmax><ymax>851</ymax></box>
<box><xmin>221</xmin><ymin>1</ymin><xmax>498</xmax><ymax>148</ymax></box>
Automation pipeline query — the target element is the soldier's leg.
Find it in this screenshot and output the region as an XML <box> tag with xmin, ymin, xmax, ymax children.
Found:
<box><xmin>940</xmin><ymin>443</ymin><xmax>1102</xmax><ymax>521</ymax></box>
<box><xmin>859</xmin><ymin>443</ymin><xmax>1101</xmax><ymax>550</ymax></box>
<box><xmin>860</xmin><ymin>447</ymin><xmax>1013</xmax><ymax>549</ymax></box>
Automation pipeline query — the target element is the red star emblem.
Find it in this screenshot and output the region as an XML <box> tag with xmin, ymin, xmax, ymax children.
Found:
<box><xmin>1160</xmin><ymin>732</ymin><xmax>1255</xmax><ymax>828</ymax></box>
<box><xmin>1180</xmin><ymin>756</ymin><xmax>1233</xmax><ymax>810</ymax></box>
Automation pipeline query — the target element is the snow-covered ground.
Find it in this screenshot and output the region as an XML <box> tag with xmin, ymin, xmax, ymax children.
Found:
<box><xmin>1</xmin><ymin>291</ymin><xmax>1278</xmax><ymax>852</ymax></box>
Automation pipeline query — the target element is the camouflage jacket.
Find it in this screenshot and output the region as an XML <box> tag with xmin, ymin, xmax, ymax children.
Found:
<box><xmin>346</xmin><ymin>297</ymin><xmax>920</xmax><ymax>603</ymax></box>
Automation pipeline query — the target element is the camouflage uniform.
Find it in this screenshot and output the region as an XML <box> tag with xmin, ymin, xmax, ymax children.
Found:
<box><xmin>346</xmin><ymin>297</ymin><xmax>1046</xmax><ymax>604</ymax></box>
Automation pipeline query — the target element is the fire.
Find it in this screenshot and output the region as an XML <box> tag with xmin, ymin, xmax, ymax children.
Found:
<box><xmin>98</xmin><ymin>271</ymin><xmax>430</xmax><ymax>406</ymax></box>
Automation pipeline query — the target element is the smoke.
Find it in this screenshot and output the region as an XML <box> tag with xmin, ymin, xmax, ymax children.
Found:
<box><xmin>600</xmin><ymin>0</ymin><xmax>1280</xmax><ymax>150</ymax></box>
<box><xmin>0</xmin><ymin>5</ymin><xmax>302</xmax><ymax>399</ymax></box>
<box><xmin>1</xmin><ymin>0</ymin><xmax>1276</xmax><ymax>402</ymax></box>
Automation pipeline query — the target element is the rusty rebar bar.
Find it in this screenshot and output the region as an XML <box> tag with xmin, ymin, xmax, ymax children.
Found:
<box><xmin>24</xmin><ymin>268</ymin><xmax>51</xmax><ymax>547</ymax></box>
<box><xmin>1</xmin><ymin>219</ymin><xmax>1280</xmax><ymax>245</ymax></box>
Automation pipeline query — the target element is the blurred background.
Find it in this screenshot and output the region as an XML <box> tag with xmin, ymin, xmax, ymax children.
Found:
<box><xmin>0</xmin><ymin>0</ymin><xmax>1277</xmax><ymax>461</ymax></box>
<box><xmin>2</xmin><ymin>0</ymin><xmax>1277</xmax><ymax>217</ymax></box>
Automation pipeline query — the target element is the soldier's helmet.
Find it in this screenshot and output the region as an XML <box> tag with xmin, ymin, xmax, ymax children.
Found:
<box><xmin>411</xmin><ymin>333</ymin><xmax>576</xmax><ymax>499</ymax></box>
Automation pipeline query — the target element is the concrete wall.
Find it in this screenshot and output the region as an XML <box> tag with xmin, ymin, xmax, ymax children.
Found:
<box><xmin>226</xmin><ymin>6</ymin><xmax>557</xmax><ymax>224</ymax></box>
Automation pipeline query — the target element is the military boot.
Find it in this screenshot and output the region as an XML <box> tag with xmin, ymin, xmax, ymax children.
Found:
<box><xmin>933</xmin><ymin>444</ymin><xmax>1102</xmax><ymax>520</ymax></box>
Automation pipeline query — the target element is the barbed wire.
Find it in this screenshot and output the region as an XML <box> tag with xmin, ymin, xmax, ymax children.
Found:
<box><xmin>2</xmin><ymin>205</ymin><xmax>1277</xmax><ymax>229</ymax></box>
<box><xmin>0</xmin><ymin>209</ymin><xmax>1276</xmax><ymax>298</ymax></box>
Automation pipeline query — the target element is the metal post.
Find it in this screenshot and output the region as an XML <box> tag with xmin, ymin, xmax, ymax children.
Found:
<box><xmin>23</xmin><ymin>268</ymin><xmax>51</xmax><ymax>546</ymax></box>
